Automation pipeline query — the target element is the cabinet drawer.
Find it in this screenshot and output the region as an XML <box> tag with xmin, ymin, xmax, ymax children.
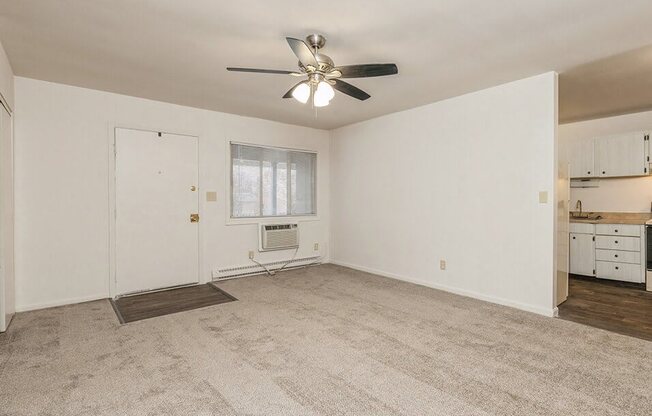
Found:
<box><xmin>595</xmin><ymin>249</ymin><xmax>640</xmax><ymax>264</ymax></box>
<box><xmin>595</xmin><ymin>235</ymin><xmax>640</xmax><ymax>251</ymax></box>
<box><xmin>569</xmin><ymin>222</ymin><xmax>595</xmax><ymax>234</ymax></box>
<box><xmin>596</xmin><ymin>261</ymin><xmax>642</xmax><ymax>283</ymax></box>
<box><xmin>595</xmin><ymin>224</ymin><xmax>641</xmax><ymax>237</ymax></box>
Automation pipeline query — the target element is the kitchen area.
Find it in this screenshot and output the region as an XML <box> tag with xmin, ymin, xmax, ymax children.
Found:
<box><xmin>559</xmin><ymin>115</ymin><xmax>652</xmax><ymax>341</ymax></box>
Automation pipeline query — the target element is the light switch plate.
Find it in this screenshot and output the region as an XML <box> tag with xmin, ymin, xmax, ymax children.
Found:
<box><xmin>206</xmin><ymin>191</ymin><xmax>217</xmax><ymax>202</ymax></box>
<box><xmin>539</xmin><ymin>191</ymin><xmax>548</xmax><ymax>204</ymax></box>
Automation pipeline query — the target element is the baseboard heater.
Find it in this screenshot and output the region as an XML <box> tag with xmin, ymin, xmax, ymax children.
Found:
<box><xmin>212</xmin><ymin>256</ymin><xmax>321</xmax><ymax>280</ymax></box>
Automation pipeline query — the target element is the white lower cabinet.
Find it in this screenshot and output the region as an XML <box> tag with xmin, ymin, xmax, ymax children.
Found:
<box><xmin>569</xmin><ymin>222</ymin><xmax>645</xmax><ymax>283</ymax></box>
<box><xmin>595</xmin><ymin>249</ymin><xmax>640</xmax><ymax>264</ymax></box>
<box><xmin>596</xmin><ymin>261</ymin><xmax>642</xmax><ymax>283</ymax></box>
<box><xmin>570</xmin><ymin>233</ymin><xmax>595</xmax><ymax>276</ymax></box>
<box><xmin>595</xmin><ymin>235</ymin><xmax>641</xmax><ymax>252</ymax></box>
<box><xmin>594</xmin><ymin>223</ymin><xmax>641</xmax><ymax>237</ymax></box>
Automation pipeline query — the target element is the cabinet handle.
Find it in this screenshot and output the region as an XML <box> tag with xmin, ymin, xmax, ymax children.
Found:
<box><xmin>615</xmin><ymin>229</ymin><xmax>618</xmax><ymax>233</ymax></box>
<box><xmin>615</xmin><ymin>254</ymin><xmax>619</xmax><ymax>258</ymax></box>
<box><xmin>615</xmin><ymin>266</ymin><xmax>619</xmax><ymax>270</ymax></box>
<box><xmin>572</xmin><ymin>236</ymin><xmax>576</xmax><ymax>239</ymax></box>
<box><xmin>615</xmin><ymin>241</ymin><xmax>618</xmax><ymax>244</ymax></box>
<box><xmin>587</xmin><ymin>171</ymin><xmax>591</xmax><ymax>174</ymax></box>
<box><xmin>602</xmin><ymin>171</ymin><xmax>606</xmax><ymax>174</ymax></box>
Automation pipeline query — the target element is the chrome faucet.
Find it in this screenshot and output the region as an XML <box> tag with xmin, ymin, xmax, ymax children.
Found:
<box><xmin>575</xmin><ymin>200</ymin><xmax>582</xmax><ymax>216</ymax></box>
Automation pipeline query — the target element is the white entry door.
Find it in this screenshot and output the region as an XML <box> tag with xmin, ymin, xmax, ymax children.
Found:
<box><xmin>115</xmin><ymin>128</ymin><xmax>199</xmax><ymax>295</ymax></box>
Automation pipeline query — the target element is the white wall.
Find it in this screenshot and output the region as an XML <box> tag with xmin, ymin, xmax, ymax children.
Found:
<box><xmin>560</xmin><ymin>110</ymin><xmax>652</xmax><ymax>213</ymax></box>
<box><xmin>330</xmin><ymin>72</ymin><xmax>558</xmax><ymax>316</ymax></box>
<box><xmin>14</xmin><ymin>77</ymin><xmax>330</xmax><ymax>311</ymax></box>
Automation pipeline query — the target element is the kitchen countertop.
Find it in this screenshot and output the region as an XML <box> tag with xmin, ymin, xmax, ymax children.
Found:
<box><xmin>569</xmin><ymin>211</ymin><xmax>652</xmax><ymax>225</ymax></box>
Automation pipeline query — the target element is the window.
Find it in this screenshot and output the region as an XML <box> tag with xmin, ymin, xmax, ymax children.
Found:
<box><xmin>231</xmin><ymin>143</ymin><xmax>316</xmax><ymax>218</ymax></box>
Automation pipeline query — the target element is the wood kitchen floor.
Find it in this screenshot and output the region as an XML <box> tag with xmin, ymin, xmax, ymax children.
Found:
<box><xmin>558</xmin><ymin>275</ymin><xmax>652</xmax><ymax>341</ymax></box>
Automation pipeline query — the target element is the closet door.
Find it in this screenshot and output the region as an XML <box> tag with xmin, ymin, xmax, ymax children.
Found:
<box><xmin>0</xmin><ymin>104</ymin><xmax>14</xmax><ymax>332</ymax></box>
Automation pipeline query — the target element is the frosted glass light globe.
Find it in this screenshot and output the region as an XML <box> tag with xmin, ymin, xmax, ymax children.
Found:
<box><xmin>292</xmin><ymin>82</ymin><xmax>310</xmax><ymax>104</ymax></box>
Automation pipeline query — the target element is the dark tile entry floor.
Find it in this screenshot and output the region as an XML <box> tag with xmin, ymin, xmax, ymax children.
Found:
<box><xmin>111</xmin><ymin>283</ymin><xmax>237</xmax><ymax>323</ymax></box>
<box><xmin>558</xmin><ymin>275</ymin><xmax>652</xmax><ymax>341</ymax></box>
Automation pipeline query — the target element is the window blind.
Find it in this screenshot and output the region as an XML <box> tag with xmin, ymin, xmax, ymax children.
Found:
<box><xmin>231</xmin><ymin>143</ymin><xmax>316</xmax><ymax>218</ymax></box>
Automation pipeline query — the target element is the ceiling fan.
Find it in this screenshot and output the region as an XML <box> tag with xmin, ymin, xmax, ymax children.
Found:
<box><xmin>227</xmin><ymin>34</ymin><xmax>398</xmax><ymax>107</ymax></box>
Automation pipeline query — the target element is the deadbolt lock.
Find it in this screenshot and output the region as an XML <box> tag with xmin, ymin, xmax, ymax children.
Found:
<box><xmin>190</xmin><ymin>213</ymin><xmax>200</xmax><ymax>223</ymax></box>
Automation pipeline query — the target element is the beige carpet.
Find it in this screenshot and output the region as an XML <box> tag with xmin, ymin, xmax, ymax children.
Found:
<box><xmin>1</xmin><ymin>264</ymin><xmax>650</xmax><ymax>415</ymax></box>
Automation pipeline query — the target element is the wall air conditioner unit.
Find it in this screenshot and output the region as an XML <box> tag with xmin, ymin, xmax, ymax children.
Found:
<box><xmin>259</xmin><ymin>223</ymin><xmax>299</xmax><ymax>251</ymax></box>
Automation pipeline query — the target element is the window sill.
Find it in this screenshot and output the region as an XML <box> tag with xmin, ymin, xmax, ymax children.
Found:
<box><xmin>225</xmin><ymin>215</ymin><xmax>320</xmax><ymax>226</ymax></box>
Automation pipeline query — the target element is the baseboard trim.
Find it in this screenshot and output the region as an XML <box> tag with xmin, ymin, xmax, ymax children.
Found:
<box><xmin>16</xmin><ymin>293</ymin><xmax>108</xmax><ymax>313</ymax></box>
<box><xmin>329</xmin><ymin>260</ymin><xmax>557</xmax><ymax>317</ymax></box>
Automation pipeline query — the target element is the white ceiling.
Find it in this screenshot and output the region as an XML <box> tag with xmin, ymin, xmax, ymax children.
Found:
<box><xmin>1</xmin><ymin>0</ymin><xmax>652</xmax><ymax>130</ymax></box>
<box><xmin>560</xmin><ymin>44</ymin><xmax>652</xmax><ymax>123</ymax></box>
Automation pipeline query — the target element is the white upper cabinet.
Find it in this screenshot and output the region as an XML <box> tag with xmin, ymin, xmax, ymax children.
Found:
<box><xmin>594</xmin><ymin>132</ymin><xmax>649</xmax><ymax>178</ymax></box>
<box><xmin>568</xmin><ymin>139</ymin><xmax>595</xmax><ymax>178</ymax></box>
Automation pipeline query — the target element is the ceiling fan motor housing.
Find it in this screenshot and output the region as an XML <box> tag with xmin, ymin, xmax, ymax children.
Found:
<box><xmin>306</xmin><ymin>34</ymin><xmax>326</xmax><ymax>50</ymax></box>
<box><xmin>297</xmin><ymin>34</ymin><xmax>334</xmax><ymax>73</ymax></box>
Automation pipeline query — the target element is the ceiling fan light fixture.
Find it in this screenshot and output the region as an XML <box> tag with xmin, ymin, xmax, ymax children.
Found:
<box><xmin>313</xmin><ymin>81</ymin><xmax>334</xmax><ymax>107</ymax></box>
<box><xmin>317</xmin><ymin>81</ymin><xmax>335</xmax><ymax>100</ymax></box>
<box><xmin>227</xmin><ymin>35</ymin><xmax>399</xmax><ymax>106</ymax></box>
<box><xmin>292</xmin><ymin>82</ymin><xmax>310</xmax><ymax>104</ymax></box>
<box><xmin>313</xmin><ymin>95</ymin><xmax>329</xmax><ymax>107</ymax></box>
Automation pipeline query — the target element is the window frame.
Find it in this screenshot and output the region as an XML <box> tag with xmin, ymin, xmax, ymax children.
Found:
<box><xmin>228</xmin><ymin>141</ymin><xmax>318</xmax><ymax>223</ymax></box>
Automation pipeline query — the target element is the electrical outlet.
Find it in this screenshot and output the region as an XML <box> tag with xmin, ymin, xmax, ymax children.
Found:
<box><xmin>248</xmin><ymin>250</ymin><xmax>254</xmax><ymax>260</ymax></box>
<box><xmin>314</xmin><ymin>242</ymin><xmax>319</xmax><ymax>251</ymax></box>
<box><xmin>440</xmin><ymin>260</ymin><xmax>446</xmax><ymax>270</ymax></box>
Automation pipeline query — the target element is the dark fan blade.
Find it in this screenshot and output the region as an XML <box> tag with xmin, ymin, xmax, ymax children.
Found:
<box><xmin>282</xmin><ymin>82</ymin><xmax>305</xmax><ymax>98</ymax></box>
<box><xmin>332</xmin><ymin>79</ymin><xmax>370</xmax><ymax>101</ymax></box>
<box><xmin>286</xmin><ymin>37</ymin><xmax>319</xmax><ymax>68</ymax></box>
<box><xmin>227</xmin><ymin>67</ymin><xmax>301</xmax><ymax>75</ymax></box>
<box><xmin>335</xmin><ymin>64</ymin><xmax>398</xmax><ymax>78</ymax></box>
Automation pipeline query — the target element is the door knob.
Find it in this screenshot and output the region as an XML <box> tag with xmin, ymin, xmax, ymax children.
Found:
<box><xmin>190</xmin><ymin>213</ymin><xmax>200</xmax><ymax>223</ymax></box>
<box><xmin>190</xmin><ymin>185</ymin><xmax>197</xmax><ymax>191</ymax></box>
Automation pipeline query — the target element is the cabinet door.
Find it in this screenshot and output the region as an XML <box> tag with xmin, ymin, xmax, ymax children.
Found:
<box><xmin>568</xmin><ymin>139</ymin><xmax>595</xmax><ymax>178</ymax></box>
<box><xmin>570</xmin><ymin>233</ymin><xmax>595</xmax><ymax>276</ymax></box>
<box><xmin>595</xmin><ymin>132</ymin><xmax>648</xmax><ymax>177</ymax></box>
